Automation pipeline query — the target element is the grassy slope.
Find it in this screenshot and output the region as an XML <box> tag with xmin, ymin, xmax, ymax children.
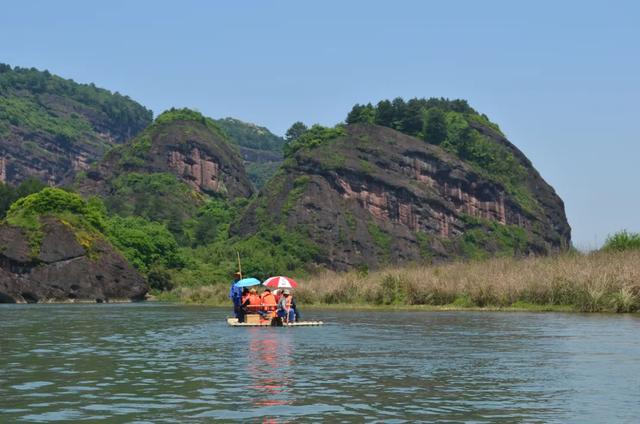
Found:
<box><xmin>0</xmin><ymin>64</ymin><xmax>152</xmax><ymax>147</ymax></box>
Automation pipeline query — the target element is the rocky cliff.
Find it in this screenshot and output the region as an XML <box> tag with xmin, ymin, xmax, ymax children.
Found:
<box><xmin>0</xmin><ymin>217</ymin><xmax>147</xmax><ymax>303</ymax></box>
<box><xmin>79</xmin><ymin>108</ymin><xmax>254</xmax><ymax>200</ymax></box>
<box><xmin>0</xmin><ymin>64</ymin><xmax>152</xmax><ymax>185</ymax></box>
<box><xmin>234</xmin><ymin>122</ymin><xmax>570</xmax><ymax>271</ymax></box>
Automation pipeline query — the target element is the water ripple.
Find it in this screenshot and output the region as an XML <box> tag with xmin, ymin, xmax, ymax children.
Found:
<box><xmin>1</xmin><ymin>304</ymin><xmax>639</xmax><ymax>422</ymax></box>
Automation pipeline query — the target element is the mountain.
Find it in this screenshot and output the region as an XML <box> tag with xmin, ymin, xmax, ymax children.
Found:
<box><xmin>77</xmin><ymin>108</ymin><xmax>255</xmax><ymax>241</ymax></box>
<box><xmin>0</xmin><ymin>64</ymin><xmax>152</xmax><ymax>185</ymax></box>
<box><xmin>214</xmin><ymin>117</ymin><xmax>284</xmax><ymax>188</ymax></box>
<box><xmin>233</xmin><ymin>98</ymin><xmax>571</xmax><ymax>271</ymax></box>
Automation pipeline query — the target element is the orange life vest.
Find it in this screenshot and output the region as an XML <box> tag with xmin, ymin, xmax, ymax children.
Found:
<box><xmin>261</xmin><ymin>293</ymin><xmax>277</xmax><ymax>312</ymax></box>
<box><xmin>247</xmin><ymin>293</ymin><xmax>261</xmax><ymax>312</ymax></box>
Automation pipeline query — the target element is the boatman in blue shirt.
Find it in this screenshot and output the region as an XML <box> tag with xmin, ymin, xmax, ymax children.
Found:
<box><xmin>229</xmin><ymin>272</ymin><xmax>244</xmax><ymax>322</ymax></box>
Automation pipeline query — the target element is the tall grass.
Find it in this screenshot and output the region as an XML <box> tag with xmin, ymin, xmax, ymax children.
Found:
<box><xmin>295</xmin><ymin>250</ymin><xmax>640</xmax><ymax>313</ymax></box>
<box><xmin>163</xmin><ymin>250</ymin><xmax>640</xmax><ymax>313</ymax></box>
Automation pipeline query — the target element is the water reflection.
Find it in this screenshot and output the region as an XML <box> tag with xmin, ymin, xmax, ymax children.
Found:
<box><xmin>245</xmin><ymin>328</ymin><xmax>294</xmax><ymax>421</ymax></box>
<box><xmin>1</xmin><ymin>304</ymin><xmax>639</xmax><ymax>423</ymax></box>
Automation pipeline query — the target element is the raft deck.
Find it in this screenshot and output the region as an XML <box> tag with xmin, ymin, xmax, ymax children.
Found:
<box><xmin>227</xmin><ymin>318</ymin><xmax>324</xmax><ymax>327</ymax></box>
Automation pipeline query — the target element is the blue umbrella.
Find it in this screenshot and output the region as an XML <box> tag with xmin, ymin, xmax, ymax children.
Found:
<box><xmin>233</xmin><ymin>277</ymin><xmax>261</xmax><ymax>288</ymax></box>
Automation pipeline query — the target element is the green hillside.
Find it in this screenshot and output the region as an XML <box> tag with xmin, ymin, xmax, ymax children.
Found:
<box><xmin>0</xmin><ymin>64</ymin><xmax>152</xmax><ymax>184</ymax></box>
<box><xmin>214</xmin><ymin>117</ymin><xmax>285</xmax><ymax>188</ymax></box>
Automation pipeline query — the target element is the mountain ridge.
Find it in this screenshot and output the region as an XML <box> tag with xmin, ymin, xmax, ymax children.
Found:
<box><xmin>0</xmin><ymin>64</ymin><xmax>152</xmax><ymax>184</ymax></box>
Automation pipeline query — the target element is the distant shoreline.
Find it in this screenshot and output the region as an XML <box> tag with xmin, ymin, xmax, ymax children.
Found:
<box><xmin>154</xmin><ymin>249</ymin><xmax>640</xmax><ymax>314</ymax></box>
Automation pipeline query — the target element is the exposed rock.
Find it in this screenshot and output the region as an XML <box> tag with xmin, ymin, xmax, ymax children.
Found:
<box><xmin>78</xmin><ymin>114</ymin><xmax>254</xmax><ymax>200</ymax></box>
<box><xmin>234</xmin><ymin>123</ymin><xmax>571</xmax><ymax>271</ymax></box>
<box><xmin>0</xmin><ymin>65</ymin><xmax>152</xmax><ymax>185</ymax></box>
<box><xmin>0</xmin><ymin>218</ymin><xmax>147</xmax><ymax>303</ymax></box>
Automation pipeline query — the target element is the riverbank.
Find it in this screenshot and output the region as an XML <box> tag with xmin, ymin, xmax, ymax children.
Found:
<box><xmin>157</xmin><ymin>250</ymin><xmax>640</xmax><ymax>313</ymax></box>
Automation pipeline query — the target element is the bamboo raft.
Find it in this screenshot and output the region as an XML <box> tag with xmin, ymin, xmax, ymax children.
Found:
<box><xmin>227</xmin><ymin>318</ymin><xmax>324</xmax><ymax>327</ymax></box>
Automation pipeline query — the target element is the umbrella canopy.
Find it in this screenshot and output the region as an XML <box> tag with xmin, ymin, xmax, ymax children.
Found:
<box><xmin>234</xmin><ymin>277</ymin><xmax>261</xmax><ymax>288</ymax></box>
<box><xmin>263</xmin><ymin>276</ymin><xmax>299</xmax><ymax>289</ymax></box>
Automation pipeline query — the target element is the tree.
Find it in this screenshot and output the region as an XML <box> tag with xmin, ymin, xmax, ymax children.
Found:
<box><xmin>346</xmin><ymin>103</ymin><xmax>375</xmax><ymax>124</ymax></box>
<box><xmin>285</xmin><ymin>121</ymin><xmax>308</xmax><ymax>143</ymax></box>
<box><xmin>400</xmin><ymin>98</ymin><xmax>424</xmax><ymax>136</ymax></box>
<box><xmin>0</xmin><ymin>183</ymin><xmax>17</xmax><ymax>218</ymax></box>
<box><xmin>374</xmin><ymin>100</ymin><xmax>394</xmax><ymax>127</ymax></box>
<box><xmin>423</xmin><ymin>108</ymin><xmax>447</xmax><ymax>145</ymax></box>
<box><xmin>390</xmin><ymin>97</ymin><xmax>407</xmax><ymax>130</ymax></box>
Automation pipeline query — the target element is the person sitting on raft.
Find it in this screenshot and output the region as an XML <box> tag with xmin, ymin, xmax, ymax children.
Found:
<box><xmin>260</xmin><ymin>288</ymin><xmax>277</xmax><ymax>319</ymax></box>
<box><xmin>243</xmin><ymin>288</ymin><xmax>262</xmax><ymax>316</ymax></box>
<box><xmin>277</xmin><ymin>290</ymin><xmax>296</xmax><ymax>323</ymax></box>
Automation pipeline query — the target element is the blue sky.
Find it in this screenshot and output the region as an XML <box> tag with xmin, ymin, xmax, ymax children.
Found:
<box><xmin>2</xmin><ymin>0</ymin><xmax>638</xmax><ymax>249</ymax></box>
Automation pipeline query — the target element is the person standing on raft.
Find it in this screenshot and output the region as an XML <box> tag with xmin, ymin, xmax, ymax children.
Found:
<box><xmin>228</xmin><ymin>272</ymin><xmax>243</xmax><ymax>322</ymax></box>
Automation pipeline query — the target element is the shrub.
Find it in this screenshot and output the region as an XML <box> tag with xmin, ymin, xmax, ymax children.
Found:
<box><xmin>6</xmin><ymin>188</ymin><xmax>105</xmax><ymax>231</ymax></box>
<box><xmin>602</xmin><ymin>230</ymin><xmax>640</xmax><ymax>252</ymax></box>
<box><xmin>104</xmin><ymin>215</ymin><xmax>183</xmax><ymax>274</ymax></box>
<box><xmin>283</xmin><ymin>124</ymin><xmax>346</xmax><ymax>157</ymax></box>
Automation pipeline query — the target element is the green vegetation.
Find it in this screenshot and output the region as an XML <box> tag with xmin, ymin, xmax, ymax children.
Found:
<box><xmin>0</xmin><ymin>178</ymin><xmax>47</xmax><ymax>218</ymax></box>
<box><xmin>212</xmin><ymin>117</ymin><xmax>285</xmax><ymax>188</ymax></box>
<box><xmin>415</xmin><ymin>232</ymin><xmax>433</xmax><ymax>260</ymax></box>
<box><xmin>346</xmin><ymin>97</ymin><xmax>537</xmax><ymax>214</ymax></box>
<box><xmin>346</xmin><ymin>97</ymin><xmax>477</xmax><ymax>135</ymax></box>
<box><xmin>105</xmin><ymin>216</ymin><xmax>183</xmax><ymax>274</ymax></box>
<box><xmin>103</xmin><ymin>172</ymin><xmax>199</xmax><ymax>243</ymax></box>
<box><xmin>2</xmin><ymin>184</ymin><xmax>321</xmax><ymax>291</ymax></box>
<box><xmin>423</xmin><ymin>108</ymin><xmax>447</xmax><ymax>145</ymax></box>
<box><xmin>153</xmin><ymin>108</ymin><xmax>230</xmax><ymax>142</ymax></box>
<box><xmin>169</xmin><ymin>224</ymin><xmax>321</xmax><ymax>287</ymax></box>
<box><xmin>246</xmin><ymin>162</ymin><xmax>281</xmax><ymax>189</ymax></box>
<box><xmin>4</xmin><ymin>188</ymin><xmax>107</xmax><ymax>254</ymax></box>
<box><xmin>602</xmin><ymin>230</ymin><xmax>640</xmax><ymax>252</ymax></box>
<box><xmin>367</xmin><ymin>222</ymin><xmax>392</xmax><ymax>258</ymax></box>
<box><xmin>285</xmin><ymin>121</ymin><xmax>309</xmax><ymax>144</ymax></box>
<box><xmin>283</xmin><ymin>124</ymin><xmax>346</xmax><ymax>157</ymax></box>
<box><xmin>458</xmin><ymin>215</ymin><xmax>529</xmax><ymax>260</ymax></box>
<box><xmin>216</xmin><ymin>117</ymin><xmax>285</xmax><ymax>153</ymax></box>
<box><xmin>0</xmin><ymin>64</ymin><xmax>152</xmax><ymax>143</ymax></box>
<box><xmin>282</xmin><ymin>176</ymin><xmax>310</xmax><ymax>214</ymax></box>
<box><xmin>3</xmin><ymin>188</ymin><xmax>185</xmax><ymax>289</ymax></box>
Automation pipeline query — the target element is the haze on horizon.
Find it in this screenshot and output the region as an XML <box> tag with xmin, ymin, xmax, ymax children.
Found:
<box><xmin>2</xmin><ymin>0</ymin><xmax>638</xmax><ymax>250</ymax></box>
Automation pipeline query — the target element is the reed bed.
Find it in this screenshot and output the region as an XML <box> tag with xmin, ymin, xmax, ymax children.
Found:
<box><xmin>163</xmin><ymin>250</ymin><xmax>640</xmax><ymax>313</ymax></box>
<box><xmin>294</xmin><ymin>250</ymin><xmax>640</xmax><ymax>313</ymax></box>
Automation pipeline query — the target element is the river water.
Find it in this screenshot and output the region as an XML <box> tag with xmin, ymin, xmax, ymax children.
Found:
<box><xmin>0</xmin><ymin>304</ymin><xmax>638</xmax><ymax>423</ymax></box>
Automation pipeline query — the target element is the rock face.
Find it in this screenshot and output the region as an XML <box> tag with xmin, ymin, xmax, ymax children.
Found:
<box><xmin>0</xmin><ymin>64</ymin><xmax>153</xmax><ymax>185</ymax></box>
<box><xmin>234</xmin><ymin>123</ymin><xmax>571</xmax><ymax>271</ymax></box>
<box><xmin>0</xmin><ymin>217</ymin><xmax>147</xmax><ymax>303</ymax></box>
<box><xmin>79</xmin><ymin>112</ymin><xmax>254</xmax><ymax>200</ymax></box>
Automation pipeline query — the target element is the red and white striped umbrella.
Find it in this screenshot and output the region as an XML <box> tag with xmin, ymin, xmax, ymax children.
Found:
<box><xmin>263</xmin><ymin>276</ymin><xmax>299</xmax><ymax>289</ymax></box>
